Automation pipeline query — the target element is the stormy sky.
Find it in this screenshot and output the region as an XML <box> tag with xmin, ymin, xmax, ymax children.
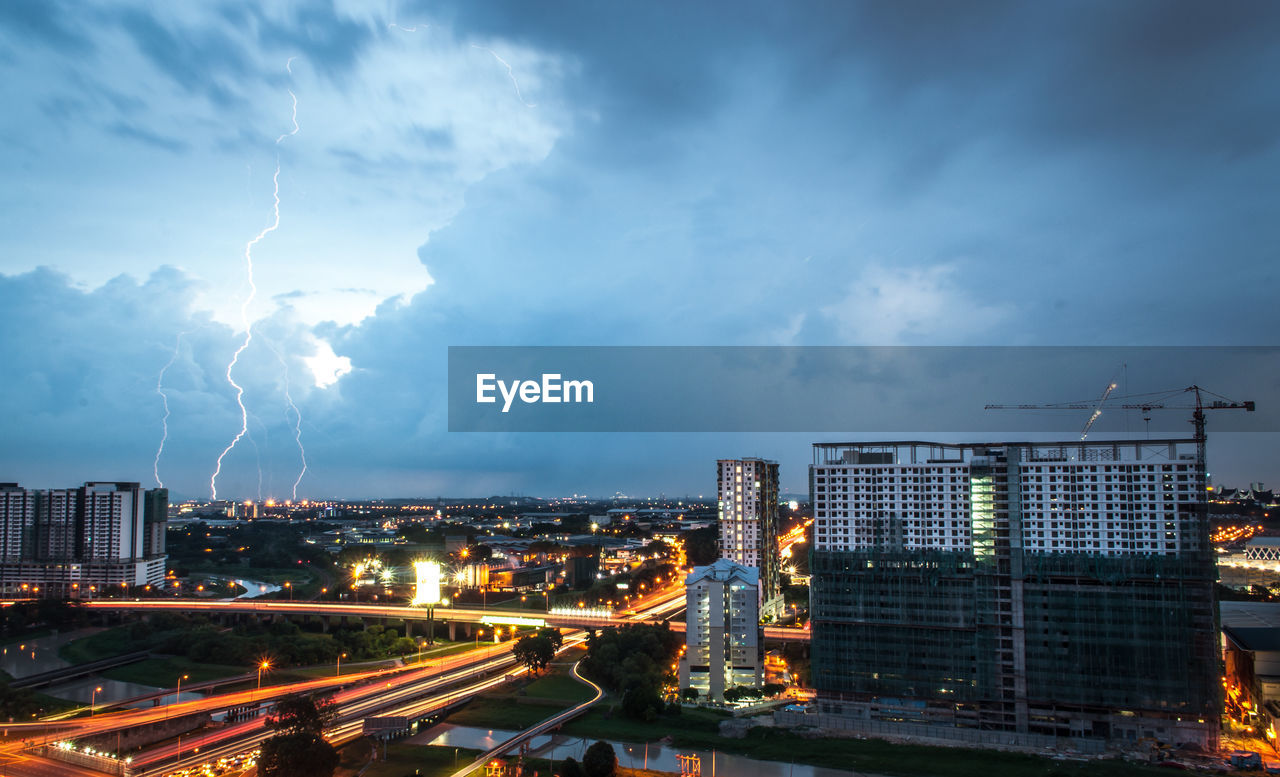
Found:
<box><xmin>1</xmin><ymin>1</ymin><xmax>1277</xmax><ymax>500</ymax></box>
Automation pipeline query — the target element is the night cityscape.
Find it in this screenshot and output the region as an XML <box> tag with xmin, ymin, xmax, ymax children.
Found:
<box><xmin>3</xmin><ymin>3</ymin><xmax>1280</xmax><ymax>777</ymax></box>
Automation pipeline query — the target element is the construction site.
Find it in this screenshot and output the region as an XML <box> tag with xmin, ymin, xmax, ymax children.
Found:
<box><xmin>807</xmin><ymin>436</ymin><xmax>1225</xmax><ymax>752</ymax></box>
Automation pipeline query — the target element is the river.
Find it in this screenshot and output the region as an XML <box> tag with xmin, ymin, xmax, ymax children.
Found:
<box><xmin>415</xmin><ymin>723</ymin><xmax>871</xmax><ymax>777</ymax></box>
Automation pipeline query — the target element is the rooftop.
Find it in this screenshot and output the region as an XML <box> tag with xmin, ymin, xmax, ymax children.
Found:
<box><xmin>1225</xmin><ymin>626</ymin><xmax>1280</xmax><ymax>653</ymax></box>
<box><xmin>686</xmin><ymin>558</ymin><xmax>758</xmax><ymax>586</ymax></box>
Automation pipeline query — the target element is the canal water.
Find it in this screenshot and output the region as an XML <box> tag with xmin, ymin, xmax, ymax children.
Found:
<box><xmin>3</xmin><ymin>576</ymin><xmax>282</xmax><ymax>707</ymax></box>
<box><xmin>415</xmin><ymin>723</ymin><xmax>870</xmax><ymax>777</ymax></box>
<box><xmin>199</xmin><ymin>575</ymin><xmax>282</xmax><ymax>599</ymax></box>
<box><xmin>1</xmin><ymin>630</ymin><xmax>168</xmax><ymax>705</ymax></box>
<box><xmin>1</xmin><ymin>630</ymin><xmax>87</xmax><ymax>678</ymax></box>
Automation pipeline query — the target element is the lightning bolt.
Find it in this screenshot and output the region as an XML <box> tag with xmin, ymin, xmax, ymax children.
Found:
<box><xmin>210</xmin><ymin>166</ymin><xmax>278</xmax><ymax>500</ymax></box>
<box><xmin>153</xmin><ymin>332</ymin><xmax>185</xmax><ymax>488</ymax></box>
<box><xmin>277</xmin><ymin>89</ymin><xmax>299</xmax><ymax>144</ymax></box>
<box><xmin>244</xmin><ymin>414</ymin><xmax>265</xmax><ymax>502</ymax></box>
<box><xmin>262</xmin><ymin>336</ymin><xmax>308</xmax><ymax>501</ymax></box>
<box><xmin>211</xmin><ymin>60</ymin><xmax>300</xmax><ymax>501</ymax></box>
<box><xmin>472</xmin><ymin>44</ymin><xmax>537</xmax><ymax>108</ymax></box>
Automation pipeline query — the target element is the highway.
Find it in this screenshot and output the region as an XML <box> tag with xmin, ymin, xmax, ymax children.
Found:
<box><xmin>0</xmin><ymin>581</ymin><xmax>693</xmax><ymax>777</ymax></box>
<box><xmin>2</xmin><ymin>663</ymin><xmax>409</xmax><ymax>738</ymax></box>
<box><xmin>142</xmin><ymin>584</ymin><xmax>685</xmax><ymax>776</ymax></box>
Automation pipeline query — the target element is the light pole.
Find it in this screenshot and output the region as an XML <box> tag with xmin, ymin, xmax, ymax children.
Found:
<box><xmin>336</xmin><ymin>653</ymin><xmax>347</xmax><ymax>677</ymax></box>
<box><xmin>90</xmin><ymin>686</ymin><xmax>102</xmax><ymax>716</ymax></box>
<box><xmin>255</xmin><ymin>660</ymin><xmax>270</xmax><ymax>700</ymax></box>
<box><xmin>167</xmin><ymin>674</ymin><xmax>189</xmax><ymax>720</ymax></box>
<box><xmin>417</xmin><ymin>641</ymin><xmax>426</xmax><ymax>665</ymax></box>
<box><xmin>284</xmin><ymin>581</ymin><xmax>292</xmax><ymax>601</ymax></box>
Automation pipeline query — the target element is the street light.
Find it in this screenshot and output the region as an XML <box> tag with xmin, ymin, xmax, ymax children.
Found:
<box><xmin>336</xmin><ymin>653</ymin><xmax>347</xmax><ymax>677</ymax></box>
<box><xmin>167</xmin><ymin>674</ymin><xmax>189</xmax><ymax>720</ymax></box>
<box><xmin>257</xmin><ymin>660</ymin><xmax>270</xmax><ymax>691</ymax></box>
<box><xmin>284</xmin><ymin>581</ymin><xmax>292</xmax><ymax>601</ymax></box>
<box><xmin>90</xmin><ymin>686</ymin><xmax>102</xmax><ymax>715</ymax></box>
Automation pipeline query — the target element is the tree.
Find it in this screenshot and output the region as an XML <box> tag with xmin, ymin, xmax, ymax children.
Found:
<box><xmin>260</xmin><ymin>694</ymin><xmax>339</xmax><ymax>777</ymax></box>
<box><xmin>259</xmin><ymin>733</ymin><xmax>338</xmax><ymax>777</ymax></box>
<box><xmin>582</xmin><ymin>741</ymin><xmax>617</xmax><ymax>777</ymax></box>
<box><xmin>558</xmin><ymin>757</ymin><xmax>587</xmax><ymax>777</ymax></box>
<box><xmin>683</xmin><ymin>526</ymin><xmax>718</xmax><ymax>566</ymax></box>
<box><xmin>621</xmin><ymin>682</ymin><xmax>663</xmax><ymax>721</ymax></box>
<box><xmin>682</xmin><ymin>687</ymin><xmax>699</xmax><ymax>702</ymax></box>
<box><xmin>266</xmin><ymin>693</ymin><xmax>336</xmax><ymax>735</ymax></box>
<box><xmin>513</xmin><ymin>634</ymin><xmax>556</xmax><ymax>675</ymax></box>
<box><xmin>539</xmin><ymin>627</ymin><xmax>564</xmax><ymax>650</ymax></box>
<box><xmin>580</xmin><ymin>623</ymin><xmax>681</xmax><ymax>697</ymax></box>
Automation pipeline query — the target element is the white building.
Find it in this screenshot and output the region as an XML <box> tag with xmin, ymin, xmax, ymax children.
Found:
<box><xmin>0</xmin><ymin>482</ymin><xmax>167</xmax><ymax>597</ymax></box>
<box><xmin>811</xmin><ymin>441</ymin><xmax>1202</xmax><ymax>556</ymax></box>
<box><xmin>716</xmin><ymin>458</ymin><xmax>781</xmax><ymax>602</ymax></box>
<box><xmin>678</xmin><ymin>558</ymin><xmax>761</xmax><ymax>703</ymax></box>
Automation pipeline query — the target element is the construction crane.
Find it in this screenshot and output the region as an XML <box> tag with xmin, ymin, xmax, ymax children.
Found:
<box><xmin>1079</xmin><ymin>379</ymin><xmax>1118</xmax><ymax>440</ymax></box>
<box><xmin>985</xmin><ymin>384</ymin><xmax>1256</xmax><ymax>483</ymax></box>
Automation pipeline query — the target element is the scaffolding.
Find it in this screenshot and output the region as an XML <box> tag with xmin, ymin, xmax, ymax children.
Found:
<box><xmin>809</xmin><ymin>441</ymin><xmax>1220</xmax><ymax>745</ymax></box>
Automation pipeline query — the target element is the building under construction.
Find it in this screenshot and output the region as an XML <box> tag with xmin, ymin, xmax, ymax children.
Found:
<box><xmin>807</xmin><ymin>439</ymin><xmax>1219</xmax><ymax>750</ymax></box>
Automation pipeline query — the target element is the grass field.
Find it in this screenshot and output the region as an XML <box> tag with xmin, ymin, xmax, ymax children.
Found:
<box><xmin>100</xmin><ymin>656</ymin><xmax>247</xmax><ymax>686</ymax></box>
<box><xmin>58</xmin><ymin>626</ymin><xmax>181</xmax><ymax>664</ymax></box>
<box><xmin>522</xmin><ymin>669</ymin><xmax>597</xmax><ymax>704</ymax></box>
<box><xmin>402</xmin><ymin>641</ymin><xmax>493</xmax><ymax>666</ymax></box>
<box><xmin>444</xmin><ymin>658</ymin><xmax>595</xmax><ymax>730</ymax></box>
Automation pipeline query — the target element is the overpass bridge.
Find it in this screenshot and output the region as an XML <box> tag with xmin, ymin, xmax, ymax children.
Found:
<box><xmin>68</xmin><ymin>595</ymin><xmax>691</xmax><ymax>635</ymax></box>
<box><xmin>3</xmin><ymin>593</ymin><xmax>807</xmax><ymax>643</ymax></box>
<box><xmin>72</xmin><ymin>598</ymin><xmax>808</xmax><ymax>641</ymax></box>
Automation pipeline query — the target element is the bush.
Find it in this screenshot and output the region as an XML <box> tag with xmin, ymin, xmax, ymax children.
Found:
<box><xmin>582</xmin><ymin>741</ymin><xmax>616</xmax><ymax>777</ymax></box>
<box><xmin>621</xmin><ymin>682</ymin><xmax>664</xmax><ymax>721</ymax></box>
<box><xmin>558</xmin><ymin>757</ymin><xmax>587</xmax><ymax>777</ymax></box>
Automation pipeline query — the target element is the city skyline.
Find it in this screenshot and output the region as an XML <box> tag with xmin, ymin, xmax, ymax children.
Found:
<box><xmin>2</xmin><ymin>2</ymin><xmax>1278</xmax><ymax>499</ymax></box>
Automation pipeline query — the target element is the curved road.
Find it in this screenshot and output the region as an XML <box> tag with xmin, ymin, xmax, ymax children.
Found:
<box><xmin>445</xmin><ymin>659</ymin><xmax>604</xmax><ymax>777</ymax></box>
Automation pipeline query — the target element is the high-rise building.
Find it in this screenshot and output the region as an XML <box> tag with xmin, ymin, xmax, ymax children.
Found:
<box><xmin>806</xmin><ymin>440</ymin><xmax>1218</xmax><ymax>750</ymax></box>
<box><xmin>717</xmin><ymin>458</ymin><xmax>781</xmax><ymax>602</ymax></box>
<box><xmin>678</xmin><ymin>558</ymin><xmax>761</xmax><ymax>702</ymax></box>
<box><xmin>0</xmin><ymin>482</ymin><xmax>168</xmax><ymax>597</ymax></box>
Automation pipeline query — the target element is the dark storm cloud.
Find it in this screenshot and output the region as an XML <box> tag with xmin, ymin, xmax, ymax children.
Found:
<box><xmin>4</xmin><ymin>1</ymin><xmax>1278</xmax><ymax>497</ymax></box>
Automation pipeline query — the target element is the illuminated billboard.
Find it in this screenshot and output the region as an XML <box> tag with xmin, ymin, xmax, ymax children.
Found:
<box><xmin>412</xmin><ymin>560</ymin><xmax>441</xmax><ymax>606</ymax></box>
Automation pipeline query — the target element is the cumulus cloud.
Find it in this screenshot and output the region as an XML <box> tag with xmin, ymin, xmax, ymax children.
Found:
<box><xmin>816</xmin><ymin>263</ymin><xmax>1013</xmax><ymax>345</ymax></box>
<box><xmin>0</xmin><ymin>1</ymin><xmax>573</xmax><ymax>332</ymax></box>
<box><xmin>2</xmin><ymin>1</ymin><xmax>1278</xmax><ymax>497</ymax></box>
